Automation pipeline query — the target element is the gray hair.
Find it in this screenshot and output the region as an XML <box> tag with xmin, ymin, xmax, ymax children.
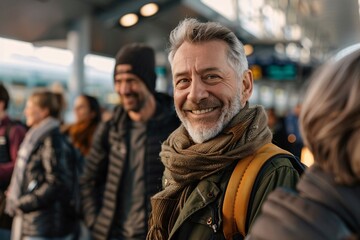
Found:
<box><xmin>300</xmin><ymin>46</ymin><xmax>360</xmax><ymax>185</ymax></box>
<box><xmin>168</xmin><ymin>18</ymin><xmax>248</xmax><ymax>76</ymax></box>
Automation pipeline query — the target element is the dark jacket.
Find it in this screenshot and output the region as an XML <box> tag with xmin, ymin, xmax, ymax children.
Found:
<box><xmin>247</xmin><ymin>165</ymin><xmax>360</xmax><ymax>240</ymax></box>
<box><xmin>169</xmin><ymin>157</ymin><xmax>300</xmax><ymax>239</ymax></box>
<box><xmin>18</xmin><ymin>127</ymin><xmax>77</xmax><ymax>237</ymax></box>
<box><xmin>80</xmin><ymin>93</ymin><xmax>180</xmax><ymax>240</ymax></box>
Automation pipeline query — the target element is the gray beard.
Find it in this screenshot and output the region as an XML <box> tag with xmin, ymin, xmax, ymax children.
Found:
<box><xmin>177</xmin><ymin>92</ymin><xmax>242</xmax><ymax>143</ymax></box>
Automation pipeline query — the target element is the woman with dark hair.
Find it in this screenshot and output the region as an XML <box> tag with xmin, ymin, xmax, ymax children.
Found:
<box><xmin>247</xmin><ymin>45</ymin><xmax>360</xmax><ymax>239</ymax></box>
<box><xmin>6</xmin><ymin>90</ymin><xmax>77</xmax><ymax>240</ymax></box>
<box><xmin>62</xmin><ymin>94</ymin><xmax>101</xmax><ymax>156</ymax></box>
<box><xmin>61</xmin><ymin>94</ymin><xmax>102</xmax><ymax>240</ymax></box>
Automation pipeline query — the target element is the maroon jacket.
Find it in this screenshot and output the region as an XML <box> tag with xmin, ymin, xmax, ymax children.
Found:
<box><xmin>0</xmin><ymin>116</ymin><xmax>27</xmax><ymax>187</ymax></box>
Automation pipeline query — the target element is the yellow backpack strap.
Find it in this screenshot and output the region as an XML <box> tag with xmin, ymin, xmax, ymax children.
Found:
<box><xmin>222</xmin><ymin>143</ymin><xmax>292</xmax><ymax>239</ymax></box>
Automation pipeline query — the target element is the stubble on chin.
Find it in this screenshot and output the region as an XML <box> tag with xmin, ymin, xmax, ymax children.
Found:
<box><xmin>175</xmin><ymin>108</ymin><xmax>226</xmax><ymax>144</ymax></box>
<box><xmin>176</xmin><ymin>93</ymin><xmax>242</xmax><ymax>144</ymax></box>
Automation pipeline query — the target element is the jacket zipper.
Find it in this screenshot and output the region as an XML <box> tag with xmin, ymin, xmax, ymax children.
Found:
<box><xmin>208</xmin><ymin>205</ymin><xmax>219</xmax><ymax>233</ymax></box>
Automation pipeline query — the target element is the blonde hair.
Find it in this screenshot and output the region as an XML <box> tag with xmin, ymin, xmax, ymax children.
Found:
<box><xmin>30</xmin><ymin>90</ymin><xmax>62</xmax><ymax>120</ymax></box>
<box><xmin>300</xmin><ymin>47</ymin><xmax>360</xmax><ymax>185</ymax></box>
<box><xmin>168</xmin><ymin>18</ymin><xmax>248</xmax><ymax>77</ymax></box>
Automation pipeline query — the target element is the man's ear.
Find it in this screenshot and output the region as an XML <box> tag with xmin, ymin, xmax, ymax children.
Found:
<box><xmin>241</xmin><ymin>70</ymin><xmax>253</xmax><ymax>106</ymax></box>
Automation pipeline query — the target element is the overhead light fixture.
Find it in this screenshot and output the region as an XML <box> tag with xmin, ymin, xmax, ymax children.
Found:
<box><xmin>119</xmin><ymin>13</ymin><xmax>139</xmax><ymax>27</ymax></box>
<box><xmin>140</xmin><ymin>3</ymin><xmax>159</xmax><ymax>17</ymax></box>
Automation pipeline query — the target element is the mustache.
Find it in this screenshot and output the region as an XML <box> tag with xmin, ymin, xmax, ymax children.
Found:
<box><xmin>122</xmin><ymin>93</ymin><xmax>138</xmax><ymax>98</ymax></box>
<box><xmin>182</xmin><ymin>99</ymin><xmax>221</xmax><ymax>110</ymax></box>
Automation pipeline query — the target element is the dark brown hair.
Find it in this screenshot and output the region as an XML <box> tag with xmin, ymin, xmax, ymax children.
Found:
<box><xmin>0</xmin><ymin>83</ymin><xmax>10</xmax><ymax>110</ymax></box>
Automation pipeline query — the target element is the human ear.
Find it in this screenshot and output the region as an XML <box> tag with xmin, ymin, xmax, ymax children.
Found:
<box><xmin>241</xmin><ymin>70</ymin><xmax>253</xmax><ymax>105</ymax></box>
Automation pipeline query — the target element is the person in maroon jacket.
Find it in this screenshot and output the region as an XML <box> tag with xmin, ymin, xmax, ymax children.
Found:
<box><xmin>0</xmin><ymin>83</ymin><xmax>26</xmax><ymax>239</ymax></box>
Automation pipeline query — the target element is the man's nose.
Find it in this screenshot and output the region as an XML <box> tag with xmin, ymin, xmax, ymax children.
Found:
<box><xmin>119</xmin><ymin>82</ymin><xmax>132</xmax><ymax>95</ymax></box>
<box><xmin>187</xmin><ymin>78</ymin><xmax>209</xmax><ymax>103</ymax></box>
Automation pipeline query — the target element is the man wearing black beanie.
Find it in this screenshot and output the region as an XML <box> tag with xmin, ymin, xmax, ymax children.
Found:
<box><xmin>80</xmin><ymin>43</ymin><xmax>180</xmax><ymax>240</ymax></box>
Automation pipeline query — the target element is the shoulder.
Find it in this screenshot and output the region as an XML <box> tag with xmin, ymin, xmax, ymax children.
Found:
<box><xmin>247</xmin><ymin>155</ymin><xmax>301</xmax><ymax>223</ymax></box>
<box><xmin>254</xmin><ymin>156</ymin><xmax>301</xmax><ymax>195</ymax></box>
<box><xmin>248</xmin><ymin>187</ymin><xmax>354</xmax><ymax>240</ymax></box>
<box><xmin>260</xmin><ymin>154</ymin><xmax>303</xmax><ymax>181</ymax></box>
<box><xmin>40</xmin><ymin>128</ymin><xmax>63</xmax><ymax>147</ymax></box>
<box><xmin>90</xmin><ymin>120</ymin><xmax>113</xmax><ymax>148</ymax></box>
<box><xmin>154</xmin><ymin>92</ymin><xmax>175</xmax><ymax>113</ymax></box>
<box><xmin>112</xmin><ymin>105</ymin><xmax>126</xmax><ymax>121</ymax></box>
<box><xmin>263</xmin><ymin>156</ymin><xmax>297</xmax><ymax>173</ymax></box>
<box><xmin>248</xmin><ymin>188</ymin><xmax>307</xmax><ymax>240</ymax></box>
<box><xmin>8</xmin><ymin>120</ymin><xmax>27</xmax><ymax>135</ymax></box>
<box><xmin>96</xmin><ymin>119</ymin><xmax>112</xmax><ymax>134</ymax></box>
<box><xmin>153</xmin><ymin>92</ymin><xmax>180</xmax><ymax>123</ymax></box>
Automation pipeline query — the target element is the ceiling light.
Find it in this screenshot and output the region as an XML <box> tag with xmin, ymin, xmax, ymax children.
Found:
<box><xmin>119</xmin><ymin>13</ymin><xmax>138</xmax><ymax>27</ymax></box>
<box><xmin>140</xmin><ymin>3</ymin><xmax>159</xmax><ymax>17</ymax></box>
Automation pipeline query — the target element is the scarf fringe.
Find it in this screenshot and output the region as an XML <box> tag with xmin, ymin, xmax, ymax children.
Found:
<box><xmin>147</xmin><ymin>225</ymin><xmax>168</xmax><ymax>240</ymax></box>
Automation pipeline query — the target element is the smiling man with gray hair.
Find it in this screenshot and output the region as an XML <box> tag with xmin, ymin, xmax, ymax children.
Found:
<box><xmin>147</xmin><ymin>18</ymin><xmax>302</xmax><ymax>240</ymax></box>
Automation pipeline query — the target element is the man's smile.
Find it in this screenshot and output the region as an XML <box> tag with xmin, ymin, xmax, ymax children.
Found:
<box><xmin>188</xmin><ymin>108</ymin><xmax>216</xmax><ymax>115</ymax></box>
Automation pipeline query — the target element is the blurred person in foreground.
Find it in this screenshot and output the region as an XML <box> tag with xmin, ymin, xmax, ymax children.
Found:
<box><xmin>247</xmin><ymin>45</ymin><xmax>360</xmax><ymax>239</ymax></box>
<box><xmin>62</xmin><ymin>94</ymin><xmax>102</xmax><ymax>240</ymax></box>
<box><xmin>146</xmin><ymin>18</ymin><xmax>301</xmax><ymax>240</ymax></box>
<box><xmin>80</xmin><ymin>43</ymin><xmax>180</xmax><ymax>240</ymax></box>
<box><xmin>0</xmin><ymin>83</ymin><xmax>27</xmax><ymax>239</ymax></box>
<box><xmin>5</xmin><ymin>90</ymin><xmax>77</xmax><ymax>240</ymax></box>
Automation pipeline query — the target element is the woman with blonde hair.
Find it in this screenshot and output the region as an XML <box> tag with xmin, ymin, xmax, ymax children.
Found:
<box><xmin>247</xmin><ymin>45</ymin><xmax>360</xmax><ymax>240</ymax></box>
<box><xmin>6</xmin><ymin>90</ymin><xmax>77</xmax><ymax>240</ymax></box>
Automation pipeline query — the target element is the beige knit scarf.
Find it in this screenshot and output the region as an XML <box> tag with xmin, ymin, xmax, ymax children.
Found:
<box><xmin>147</xmin><ymin>103</ymin><xmax>272</xmax><ymax>240</ymax></box>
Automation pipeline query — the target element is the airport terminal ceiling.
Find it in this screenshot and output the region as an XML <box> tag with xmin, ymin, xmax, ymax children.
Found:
<box><xmin>0</xmin><ymin>0</ymin><xmax>359</xmax><ymax>120</ymax></box>
<box><xmin>0</xmin><ymin>0</ymin><xmax>203</xmax><ymax>56</ymax></box>
<box><xmin>0</xmin><ymin>0</ymin><xmax>359</xmax><ymax>59</ymax></box>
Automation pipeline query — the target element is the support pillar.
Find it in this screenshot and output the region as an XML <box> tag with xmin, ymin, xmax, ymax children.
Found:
<box><xmin>66</xmin><ymin>15</ymin><xmax>90</xmax><ymax>121</ymax></box>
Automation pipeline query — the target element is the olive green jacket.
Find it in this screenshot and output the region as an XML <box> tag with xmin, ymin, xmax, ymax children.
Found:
<box><xmin>168</xmin><ymin>157</ymin><xmax>301</xmax><ymax>240</ymax></box>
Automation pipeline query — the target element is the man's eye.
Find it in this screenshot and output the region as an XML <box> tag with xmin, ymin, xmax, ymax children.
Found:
<box><xmin>126</xmin><ymin>79</ymin><xmax>134</xmax><ymax>84</ymax></box>
<box><xmin>175</xmin><ymin>78</ymin><xmax>190</xmax><ymax>88</ymax></box>
<box><xmin>205</xmin><ymin>74</ymin><xmax>219</xmax><ymax>80</ymax></box>
<box><xmin>176</xmin><ymin>79</ymin><xmax>190</xmax><ymax>85</ymax></box>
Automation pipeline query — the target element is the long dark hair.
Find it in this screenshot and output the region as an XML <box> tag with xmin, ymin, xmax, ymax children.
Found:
<box><xmin>81</xmin><ymin>94</ymin><xmax>101</xmax><ymax>124</ymax></box>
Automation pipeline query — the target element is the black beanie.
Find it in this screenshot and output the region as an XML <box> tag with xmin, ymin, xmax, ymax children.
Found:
<box><xmin>114</xmin><ymin>43</ymin><xmax>157</xmax><ymax>93</ymax></box>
